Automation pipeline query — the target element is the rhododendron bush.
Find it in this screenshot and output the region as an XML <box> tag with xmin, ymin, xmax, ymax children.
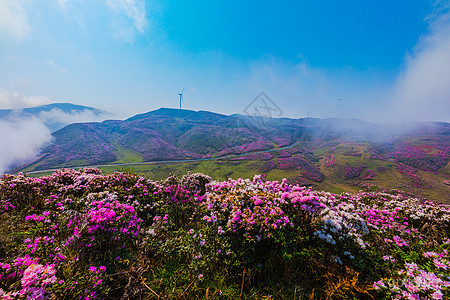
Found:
<box><xmin>0</xmin><ymin>168</ymin><xmax>449</xmax><ymax>299</ymax></box>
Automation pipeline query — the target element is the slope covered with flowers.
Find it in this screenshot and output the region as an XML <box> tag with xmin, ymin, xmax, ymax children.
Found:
<box><xmin>0</xmin><ymin>168</ymin><xmax>449</xmax><ymax>299</ymax></box>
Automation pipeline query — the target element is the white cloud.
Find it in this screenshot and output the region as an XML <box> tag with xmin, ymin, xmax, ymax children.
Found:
<box><xmin>0</xmin><ymin>90</ymin><xmax>51</xmax><ymax>109</ymax></box>
<box><xmin>105</xmin><ymin>0</ymin><xmax>149</xmax><ymax>42</ymax></box>
<box><xmin>37</xmin><ymin>108</ymin><xmax>109</xmax><ymax>124</ymax></box>
<box><xmin>57</xmin><ymin>0</ymin><xmax>71</xmax><ymax>8</ymax></box>
<box><xmin>391</xmin><ymin>2</ymin><xmax>450</xmax><ymax>122</ymax></box>
<box><xmin>47</xmin><ymin>59</ymin><xmax>68</xmax><ymax>74</ymax></box>
<box><xmin>0</xmin><ymin>118</ymin><xmax>52</xmax><ymax>174</ymax></box>
<box><xmin>0</xmin><ymin>0</ymin><xmax>31</xmax><ymax>40</ymax></box>
<box><xmin>236</xmin><ymin>57</ymin><xmax>341</xmax><ymax>119</ymax></box>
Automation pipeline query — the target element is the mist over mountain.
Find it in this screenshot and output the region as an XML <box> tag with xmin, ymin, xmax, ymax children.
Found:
<box><xmin>0</xmin><ymin>103</ymin><xmax>109</xmax><ymax>132</ymax></box>
<box><xmin>0</xmin><ymin>103</ymin><xmax>110</xmax><ymax>174</ymax></box>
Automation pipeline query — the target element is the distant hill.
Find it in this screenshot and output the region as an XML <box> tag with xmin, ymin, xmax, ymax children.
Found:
<box><xmin>0</xmin><ymin>103</ymin><xmax>108</xmax><ymax>132</ymax></box>
<box><xmin>14</xmin><ymin>108</ymin><xmax>450</xmax><ymax>202</ymax></box>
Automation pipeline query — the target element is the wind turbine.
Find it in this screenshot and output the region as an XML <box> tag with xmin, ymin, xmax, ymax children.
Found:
<box><xmin>178</xmin><ymin>88</ymin><xmax>184</xmax><ymax>109</ymax></box>
<box><xmin>337</xmin><ymin>97</ymin><xmax>351</xmax><ymax>119</ymax></box>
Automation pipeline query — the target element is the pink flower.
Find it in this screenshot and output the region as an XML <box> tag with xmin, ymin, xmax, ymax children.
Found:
<box><xmin>434</xmin><ymin>258</ymin><xmax>448</xmax><ymax>270</ymax></box>
<box><xmin>373</xmin><ymin>280</ymin><xmax>386</xmax><ymax>290</ymax></box>
<box><xmin>432</xmin><ymin>291</ymin><xmax>443</xmax><ymax>299</ymax></box>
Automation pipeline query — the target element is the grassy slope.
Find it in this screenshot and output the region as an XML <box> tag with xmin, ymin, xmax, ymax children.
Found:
<box><xmin>24</xmin><ymin>137</ymin><xmax>449</xmax><ymax>203</ymax></box>
<box><xmin>112</xmin><ymin>144</ymin><xmax>144</xmax><ymax>164</ymax></box>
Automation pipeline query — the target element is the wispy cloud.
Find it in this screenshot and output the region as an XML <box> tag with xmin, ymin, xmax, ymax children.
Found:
<box><xmin>47</xmin><ymin>59</ymin><xmax>68</xmax><ymax>74</ymax></box>
<box><xmin>0</xmin><ymin>0</ymin><xmax>31</xmax><ymax>40</ymax></box>
<box><xmin>391</xmin><ymin>1</ymin><xmax>450</xmax><ymax>122</ymax></box>
<box><xmin>105</xmin><ymin>0</ymin><xmax>149</xmax><ymax>42</ymax></box>
<box><xmin>240</xmin><ymin>58</ymin><xmax>332</xmax><ymax>119</ymax></box>
<box><xmin>57</xmin><ymin>0</ymin><xmax>71</xmax><ymax>8</ymax></box>
<box><xmin>0</xmin><ymin>90</ymin><xmax>50</xmax><ymax>109</ymax></box>
<box><xmin>37</xmin><ymin>108</ymin><xmax>110</xmax><ymax>125</ymax></box>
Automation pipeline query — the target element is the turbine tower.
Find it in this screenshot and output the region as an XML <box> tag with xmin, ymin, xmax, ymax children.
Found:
<box><xmin>178</xmin><ymin>88</ymin><xmax>184</xmax><ymax>109</ymax></box>
<box><xmin>337</xmin><ymin>97</ymin><xmax>351</xmax><ymax>119</ymax></box>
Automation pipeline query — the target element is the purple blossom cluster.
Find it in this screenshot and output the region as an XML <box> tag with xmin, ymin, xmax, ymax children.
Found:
<box><xmin>344</xmin><ymin>164</ymin><xmax>366</xmax><ymax>180</ymax></box>
<box><xmin>324</xmin><ymin>154</ymin><xmax>335</xmax><ymax>168</ymax></box>
<box><xmin>397</xmin><ymin>164</ymin><xmax>430</xmax><ymax>188</ymax></box>
<box><xmin>285</xmin><ymin>176</ymin><xmax>311</xmax><ymax>187</ymax></box>
<box><xmin>278</xmin><ymin>157</ymin><xmax>302</xmax><ymax>169</ymax></box>
<box><xmin>343</xmin><ymin>152</ymin><xmax>362</xmax><ymax>157</ymax></box>
<box><xmin>261</xmin><ymin>160</ymin><xmax>277</xmax><ymax>172</ymax></box>
<box><xmin>393</xmin><ymin>143</ymin><xmax>449</xmax><ymax>172</ymax></box>
<box><xmin>202</xmin><ymin>175</ymin><xmax>325</xmax><ymax>239</ymax></box>
<box><xmin>302</xmin><ymin>170</ymin><xmax>325</xmax><ymax>183</ymax></box>
<box><xmin>277</xmin><ymin>156</ymin><xmax>324</xmax><ymax>182</ymax></box>
<box><xmin>270</xmin><ymin>136</ymin><xmax>292</xmax><ymax>147</ymax></box>
<box><xmin>275</xmin><ymin>150</ymin><xmax>292</xmax><ymax>158</ymax></box>
<box><xmin>360</xmin><ymin>169</ymin><xmax>376</xmax><ymax>180</ymax></box>
<box><xmin>216</xmin><ymin>138</ymin><xmax>273</xmax><ymax>156</ymax></box>
<box><xmin>0</xmin><ymin>200</ymin><xmax>14</xmax><ymax>213</ymax></box>
<box><xmin>375</xmin><ymin>260</ymin><xmax>450</xmax><ymax>299</ymax></box>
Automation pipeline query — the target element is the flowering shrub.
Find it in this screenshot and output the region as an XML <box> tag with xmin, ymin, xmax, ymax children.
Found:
<box><xmin>314</xmin><ymin>203</ymin><xmax>369</xmax><ymax>250</ymax></box>
<box><xmin>0</xmin><ymin>168</ymin><xmax>449</xmax><ymax>299</ymax></box>
<box><xmin>202</xmin><ymin>175</ymin><xmax>323</xmax><ymax>238</ymax></box>
<box><xmin>302</xmin><ymin>170</ymin><xmax>325</xmax><ymax>182</ymax></box>
<box><xmin>374</xmin><ymin>259</ymin><xmax>450</xmax><ymax>299</ymax></box>
<box><xmin>66</xmin><ymin>198</ymin><xmax>142</xmax><ymax>267</ymax></box>
<box><xmin>393</xmin><ymin>143</ymin><xmax>449</xmax><ymax>172</ymax></box>
<box><xmin>277</xmin><ymin>156</ymin><xmax>324</xmax><ymax>182</ymax></box>
<box><xmin>271</xmin><ymin>136</ymin><xmax>292</xmax><ymax>147</ymax></box>
<box><xmin>344</xmin><ymin>152</ymin><xmax>362</xmax><ymax>157</ymax></box>
<box><xmin>0</xmin><ymin>201</ymin><xmax>14</xmax><ymax>213</ymax></box>
<box><xmin>286</xmin><ymin>176</ymin><xmax>311</xmax><ymax>187</ymax></box>
<box><xmin>361</xmin><ymin>169</ymin><xmax>376</xmax><ymax>180</ymax></box>
<box><xmin>344</xmin><ymin>164</ymin><xmax>366</xmax><ymax>180</ymax></box>
<box><xmin>397</xmin><ymin>164</ymin><xmax>430</xmax><ymax>188</ymax></box>
<box><xmin>20</xmin><ymin>263</ymin><xmax>57</xmax><ymax>299</ymax></box>
<box><xmin>275</xmin><ymin>149</ymin><xmax>292</xmax><ymax>158</ymax></box>
<box><xmin>324</xmin><ymin>154</ymin><xmax>335</xmax><ymax>167</ymax></box>
<box><xmin>262</xmin><ymin>160</ymin><xmax>277</xmax><ymax>172</ymax></box>
<box><xmin>277</xmin><ymin>156</ymin><xmax>301</xmax><ymax>169</ymax></box>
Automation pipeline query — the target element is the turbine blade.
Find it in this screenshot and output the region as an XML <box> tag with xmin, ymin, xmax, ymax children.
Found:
<box><xmin>338</xmin><ymin>97</ymin><xmax>352</xmax><ymax>101</ymax></box>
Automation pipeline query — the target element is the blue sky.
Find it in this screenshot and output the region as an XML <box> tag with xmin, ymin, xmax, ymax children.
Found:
<box><xmin>0</xmin><ymin>0</ymin><xmax>449</xmax><ymax>122</ymax></box>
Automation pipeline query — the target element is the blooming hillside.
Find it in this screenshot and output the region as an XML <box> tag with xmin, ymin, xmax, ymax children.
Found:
<box><xmin>16</xmin><ymin>109</ymin><xmax>449</xmax><ymax>176</ymax></box>
<box><xmin>0</xmin><ymin>169</ymin><xmax>449</xmax><ymax>299</ymax></box>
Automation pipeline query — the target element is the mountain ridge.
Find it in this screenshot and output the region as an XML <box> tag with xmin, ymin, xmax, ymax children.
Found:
<box><xmin>14</xmin><ymin>108</ymin><xmax>450</xmax><ymax>202</ymax></box>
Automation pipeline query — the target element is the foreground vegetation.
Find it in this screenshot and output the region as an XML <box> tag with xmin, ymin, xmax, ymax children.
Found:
<box><xmin>0</xmin><ymin>168</ymin><xmax>449</xmax><ymax>299</ymax></box>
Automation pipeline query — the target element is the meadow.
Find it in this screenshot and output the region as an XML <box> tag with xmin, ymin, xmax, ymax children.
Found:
<box><xmin>0</xmin><ymin>168</ymin><xmax>449</xmax><ymax>299</ymax></box>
